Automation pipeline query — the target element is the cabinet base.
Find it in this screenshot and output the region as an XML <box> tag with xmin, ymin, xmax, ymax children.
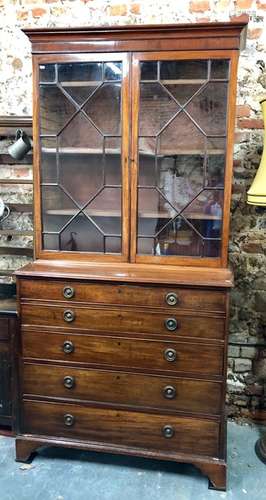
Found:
<box><xmin>15</xmin><ymin>436</ymin><xmax>226</xmax><ymax>491</ymax></box>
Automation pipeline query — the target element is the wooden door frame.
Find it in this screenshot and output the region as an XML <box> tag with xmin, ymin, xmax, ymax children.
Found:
<box><xmin>130</xmin><ymin>49</ymin><xmax>239</xmax><ymax>268</ymax></box>
<box><xmin>32</xmin><ymin>52</ymin><xmax>131</xmax><ymax>262</ymax></box>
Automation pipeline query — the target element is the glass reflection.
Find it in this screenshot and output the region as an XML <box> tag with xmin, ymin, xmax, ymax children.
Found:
<box><xmin>137</xmin><ymin>58</ymin><xmax>229</xmax><ymax>258</ymax></box>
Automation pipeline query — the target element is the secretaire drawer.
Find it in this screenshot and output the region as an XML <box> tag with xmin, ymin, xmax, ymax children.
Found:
<box><xmin>22</xmin><ymin>331</ymin><xmax>224</xmax><ymax>377</ymax></box>
<box><xmin>19</xmin><ymin>279</ymin><xmax>226</xmax><ymax>313</ymax></box>
<box><xmin>22</xmin><ymin>400</ymin><xmax>220</xmax><ymax>457</ymax></box>
<box><xmin>23</xmin><ymin>364</ymin><xmax>223</xmax><ymax>415</ymax></box>
<box><xmin>20</xmin><ymin>304</ymin><xmax>225</xmax><ymax>341</ymax></box>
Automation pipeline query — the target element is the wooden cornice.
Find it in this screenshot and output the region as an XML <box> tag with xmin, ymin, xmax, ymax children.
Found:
<box><xmin>23</xmin><ymin>19</ymin><xmax>248</xmax><ymax>54</ymax></box>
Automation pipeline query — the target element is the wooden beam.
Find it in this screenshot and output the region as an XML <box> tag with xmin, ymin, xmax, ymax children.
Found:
<box><xmin>0</xmin><ymin>179</ymin><xmax>33</xmax><ymax>185</ymax></box>
<box><xmin>0</xmin><ymin>247</ymin><xmax>33</xmax><ymax>256</ymax></box>
<box><xmin>0</xmin><ymin>116</ymin><xmax>32</xmax><ymax>136</ymax></box>
<box><xmin>0</xmin><ymin>153</ymin><xmax>33</xmax><ymax>165</ymax></box>
<box><xmin>8</xmin><ymin>203</ymin><xmax>32</xmax><ymax>213</ymax></box>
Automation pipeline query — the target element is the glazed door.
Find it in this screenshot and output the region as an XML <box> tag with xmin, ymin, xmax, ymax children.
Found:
<box><xmin>130</xmin><ymin>51</ymin><xmax>238</xmax><ymax>267</ymax></box>
<box><xmin>34</xmin><ymin>53</ymin><xmax>130</xmax><ymax>261</ymax></box>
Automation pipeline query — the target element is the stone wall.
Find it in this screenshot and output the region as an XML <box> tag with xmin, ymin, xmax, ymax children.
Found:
<box><xmin>0</xmin><ymin>0</ymin><xmax>266</xmax><ymax>418</ymax></box>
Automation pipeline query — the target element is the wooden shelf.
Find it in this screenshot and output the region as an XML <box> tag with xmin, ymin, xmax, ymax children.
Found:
<box><xmin>42</xmin><ymin>147</ymin><xmax>120</xmax><ymax>155</ymax></box>
<box><xmin>142</xmin><ymin>79</ymin><xmax>207</xmax><ymax>84</ymax></box>
<box><xmin>46</xmin><ymin>209</ymin><xmax>121</xmax><ymax>217</ymax></box>
<box><xmin>60</xmin><ymin>80</ymin><xmax>121</xmax><ymax>87</ymax></box>
<box><xmin>41</xmin><ymin>147</ymin><xmax>224</xmax><ymax>156</ymax></box>
<box><xmin>45</xmin><ymin>209</ymin><xmax>221</xmax><ymax>220</ymax></box>
<box><xmin>0</xmin><ymin>247</ymin><xmax>33</xmax><ymax>257</ymax></box>
<box><xmin>0</xmin><ymin>179</ymin><xmax>33</xmax><ymax>185</ymax></box>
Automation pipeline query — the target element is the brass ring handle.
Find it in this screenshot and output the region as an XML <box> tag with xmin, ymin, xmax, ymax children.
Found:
<box><xmin>164</xmin><ymin>348</ymin><xmax>177</xmax><ymax>362</ymax></box>
<box><xmin>63</xmin><ymin>340</ymin><xmax>74</xmax><ymax>354</ymax></box>
<box><xmin>165</xmin><ymin>293</ymin><xmax>179</xmax><ymax>306</ymax></box>
<box><xmin>63</xmin><ymin>286</ymin><xmax>75</xmax><ymax>299</ymax></box>
<box><xmin>63</xmin><ymin>375</ymin><xmax>75</xmax><ymax>389</ymax></box>
<box><xmin>64</xmin><ymin>413</ymin><xmax>75</xmax><ymax>427</ymax></box>
<box><xmin>163</xmin><ymin>385</ymin><xmax>176</xmax><ymax>399</ymax></box>
<box><xmin>164</xmin><ymin>318</ymin><xmax>178</xmax><ymax>331</ymax></box>
<box><xmin>63</xmin><ymin>310</ymin><xmax>75</xmax><ymax>323</ymax></box>
<box><xmin>162</xmin><ymin>425</ymin><xmax>175</xmax><ymax>439</ymax></box>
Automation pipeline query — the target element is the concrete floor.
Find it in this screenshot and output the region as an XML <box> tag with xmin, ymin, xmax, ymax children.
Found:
<box><xmin>0</xmin><ymin>422</ymin><xmax>265</xmax><ymax>500</ymax></box>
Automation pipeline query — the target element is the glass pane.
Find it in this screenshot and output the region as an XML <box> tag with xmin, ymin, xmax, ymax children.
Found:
<box><xmin>62</xmin><ymin>85</ymin><xmax>100</xmax><ymax>107</ymax></box>
<box><xmin>41</xmin><ymin>138</ymin><xmax>57</xmax><ymax>183</ymax></box>
<box><xmin>84</xmin><ymin>83</ymin><xmax>121</xmax><ymax>135</ymax></box>
<box><xmin>58</xmin><ymin>112</ymin><xmax>103</xmax><ymax>151</ymax></box>
<box><xmin>42</xmin><ymin>234</ymin><xmax>59</xmax><ymax>250</ymax></box>
<box><xmin>104</xmin><ymin>137</ymin><xmax>121</xmax><ymax>185</ymax></box>
<box><xmin>39</xmin><ymin>64</ymin><xmax>55</xmax><ymax>83</ymax></box>
<box><xmin>40</xmin><ymin>86</ymin><xmax>75</xmax><ymax>135</ymax></box>
<box><xmin>207</xmin><ymin>154</ymin><xmax>225</xmax><ymax>187</ymax></box>
<box><xmin>137</xmin><ymin>238</ymin><xmax>154</xmax><ymax>255</ymax></box>
<box><xmin>158</xmin><ymin>112</ymin><xmax>206</xmax><ymax>153</ymax></box>
<box><xmin>105</xmin><ymin>237</ymin><xmax>121</xmax><ymax>254</ymax></box>
<box><xmin>183</xmin><ymin>190</ymin><xmax>223</xmax><ymax>237</ymax></box>
<box><xmin>186</xmin><ymin>82</ymin><xmax>228</xmax><ymax>136</ymax></box>
<box><xmin>160</xmin><ymin>60</ymin><xmax>208</xmax><ymax>80</ymax></box>
<box><xmin>139</xmin><ymin>83</ymin><xmax>179</xmax><ymax>136</ymax></box>
<box><xmin>60</xmin><ymin>214</ymin><xmax>103</xmax><ymax>252</ymax></box>
<box><xmin>40</xmin><ymin>59</ymin><xmax>123</xmax><ymax>256</ymax></box>
<box><xmin>138</xmin><ymin>137</ymin><xmax>156</xmax><ymax>187</ymax></box>
<box><xmin>140</xmin><ymin>62</ymin><xmax>157</xmax><ymax>81</ymax></box>
<box><xmin>58</xmin><ymin>62</ymin><xmax>102</xmax><ymax>83</ymax></box>
<box><xmin>164</xmin><ymin>83</ymin><xmax>203</xmax><ymax>106</ymax></box>
<box><xmin>104</xmin><ymin>62</ymin><xmax>122</xmax><ymax>81</ymax></box>
<box><xmin>58</xmin><ymin>154</ymin><xmax>104</xmax><ymax>208</ymax></box>
<box><xmin>42</xmin><ymin>186</ymin><xmax>78</xmax><ymax>232</ymax></box>
<box><xmin>58</xmin><ymin>62</ymin><xmax>103</xmax><ymax>107</ymax></box>
<box><xmin>137</xmin><ymin>58</ymin><xmax>229</xmax><ymax>259</ymax></box>
<box><xmin>137</xmin><ymin>218</ymin><xmax>203</xmax><ymax>257</ymax></box>
<box><xmin>156</xmin><ymin>219</ymin><xmax>203</xmax><ymax>257</ymax></box>
<box><xmin>85</xmin><ymin>187</ymin><xmax>121</xmax><ymax>236</ymax></box>
<box><xmin>211</xmin><ymin>60</ymin><xmax>229</xmax><ymax>79</ymax></box>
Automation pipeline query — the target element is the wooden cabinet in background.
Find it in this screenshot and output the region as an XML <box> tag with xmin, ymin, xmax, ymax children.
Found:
<box><xmin>15</xmin><ymin>20</ymin><xmax>248</xmax><ymax>491</ymax></box>
<box><xmin>0</xmin><ymin>300</ymin><xmax>17</xmax><ymax>428</ymax></box>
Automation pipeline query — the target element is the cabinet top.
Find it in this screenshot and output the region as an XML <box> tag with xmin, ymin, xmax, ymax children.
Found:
<box><xmin>23</xmin><ymin>19</ymin><xmax>248</xmax><ymax>54</ymax></box>
<box><xmin>16</xmin><ymin>260</ymin><xmax>233</xmax><ymax>288</ymax></box>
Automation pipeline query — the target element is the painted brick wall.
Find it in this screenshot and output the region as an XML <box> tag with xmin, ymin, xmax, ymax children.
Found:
<box><xmin>0</xmin><ymin>0</ymin><xmax>266</xmax><ymax>418</ymax></box>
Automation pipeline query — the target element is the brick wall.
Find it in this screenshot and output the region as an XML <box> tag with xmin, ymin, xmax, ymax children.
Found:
<box><xmin>0</xmin><ymin>0</ymin><xmax>266</xmax><ymax>418</ymax></box>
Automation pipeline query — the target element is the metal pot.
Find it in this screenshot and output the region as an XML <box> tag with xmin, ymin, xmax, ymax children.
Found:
<box><xmin>0</xmin><ymin>197</ymin><xmax>10</xmax><ymax>223</ymax></box>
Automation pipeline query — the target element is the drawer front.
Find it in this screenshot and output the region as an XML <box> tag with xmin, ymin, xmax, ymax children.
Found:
<box><xmin>21</xmin><ymin>304</ymin><xmax>225</xmax><ymax>341</ymax></box>
<box><xmin>20</xmin><ymin>279</ymin><xmax>226</xmax><ymax>313</ymax></box>
<box><xmin>22</xmin><ymin>400</ymin><xmax>220</xmax><ymax>457</ymax></box>
<box><xmin>22</xmin><ymin>332</ymin><xmax>224</xmax><ymax>377</ymax></box>
<box><xmin>23</xmin><ymin>364</ymin><xmax>222</xmax><ymax>415</ymax></box>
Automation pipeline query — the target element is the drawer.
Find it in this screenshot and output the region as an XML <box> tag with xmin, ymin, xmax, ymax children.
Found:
<box><xmin>22</xmin><ymin>331</ymin><xmax>224</xmax><ymax>377</ymax></box>
<box><xmin>22</xmin><ymin>400</ymin><xmax>220</xmax><ymax>457</ymax></box>
<box><xmin>21</xmin><ymin>304</ymin><xmax>225</xmax><ymax>341</ymax></box>
<box><xmin>20</xmin><ymin>279</ymin><xmax>226</xmax><ymax>313</ymax></box>
<box><xmin>23</xmin><ymin>363</ymin><xmax>222</xmax><ymax>415</ymax></box>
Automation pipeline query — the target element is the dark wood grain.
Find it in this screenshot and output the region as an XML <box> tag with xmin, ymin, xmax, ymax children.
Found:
<box><xmin>23</xmin><ymin>20</ymin><xmax>247</xmax><ymax>55</ymax></box>
<box><xmin>22</xmin><ymin>331</ymin><xmax>224</xmax><ymax>377</ymax></box>
<box><xmin>14</xmin><ymin>20</ymin><xmax>248</xmax><ymax>490</ymax></box>
<box><xmin>19</xmin><ymin>279</ymin><xmax>227</xmax><ymax>313</ymax></box>
<box><xmin>22</xmin><ymin>400</ymin><xmax>220</xmax><ymax>457</ymax></box>
<box><xmin>16</xmin><ymin>261</ymin><xmax>233</xmax><ymax>287</ymax></box>
<box><xmin>20</xmin><ymin>303</ymin><xmax>225</xmax><ymax>340</ymax></box>
<box><xmin>22</xmin><ymin>363</ymin><xmax>222</xmax><ymax>415</ymax></box>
